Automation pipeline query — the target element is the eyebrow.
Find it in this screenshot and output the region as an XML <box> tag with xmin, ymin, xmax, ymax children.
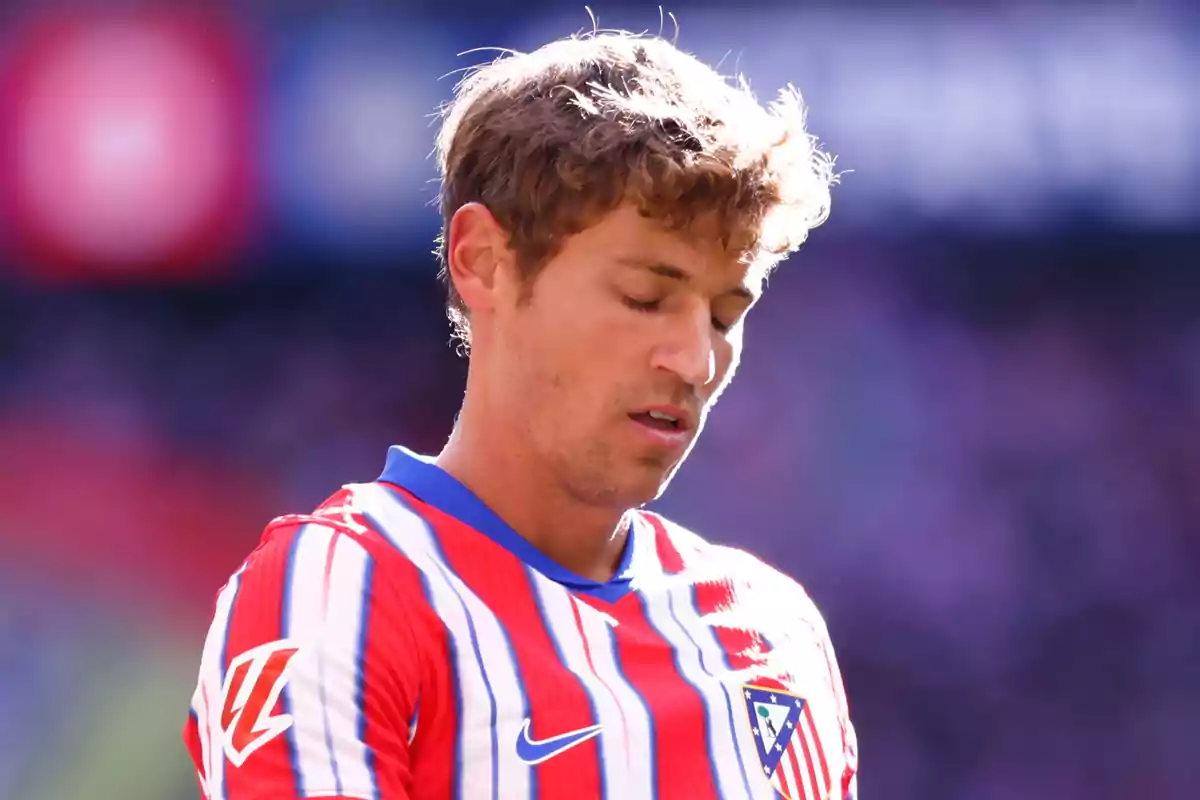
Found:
<box><xmin>618</xmin><ymin>257</ymin><xmax>756</xmax><ymax>301</ymax></box>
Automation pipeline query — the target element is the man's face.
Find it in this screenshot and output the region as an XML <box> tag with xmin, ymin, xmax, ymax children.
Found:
<box><xmin>487</xmin><ymin>204</ymin><xmax>762</xmax><ymax>508</ymax></box>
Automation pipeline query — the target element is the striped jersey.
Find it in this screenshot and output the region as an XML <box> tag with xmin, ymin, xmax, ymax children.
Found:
<box><xmin>184</xmin><ymin>445</ymin><xmax>859</xmax><ymax>800</ymax></box>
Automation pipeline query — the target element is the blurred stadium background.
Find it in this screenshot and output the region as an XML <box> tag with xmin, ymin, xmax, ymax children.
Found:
<box><xmin>1</xmin><ymin>1</ymin><xmax>1197</xmax><ymax>798</ymax></box>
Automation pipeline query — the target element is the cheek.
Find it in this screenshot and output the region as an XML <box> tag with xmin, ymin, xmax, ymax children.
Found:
<box><xmin>523</xmin><ymin>315</ymin><xmax>594</xmax><ymax>399</ymax></box>
<box><xmin>520</xmin><ymin>285</ymin><xmax>633</xmax><ymax>407</ymax></box>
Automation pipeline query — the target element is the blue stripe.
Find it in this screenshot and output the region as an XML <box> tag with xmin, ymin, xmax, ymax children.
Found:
<box><xmin>318</xmin><ymin>680</ymin><xmax>343</xmax><ymax>792</ymax></box>
<box><xmin>407</xmin><ymin>694</ymin><xmax>421</xmax><ymax>742</ymax></box>
<box><xmin>374</xmin><ymin>484</ymin><xmax>533</xmax><ymax>799</ymax></box>
<box><xmin>494</xmin><ymin>605</ymin><xmax>534</xmax><ymax>800</ymax></box>
<box><xmin>360</xmin><ymin>505</ymin><xmax>472</xmax><ymax>800</ymax></box>
<box><xmin>214</xmin><ymin>572</ymin><xmax>242</xmax><ymax>800</ymax></box>
<box><xmin>427</xmin><ymin>555</ymin><xmax>501</xmax><ymax>800</ymax></box>
<box><xmin>424</xmin><ymin>523</ymin><xmax>534</xmax><ymax>800</ymax></box>
<box><xmin>317</xmin><ymin>531</ymin><xmax>345</xmax><ymax>795</ymax></box>
<box><xmin>650</xmin><ymin>587</ymin><xmax>729</xmax><ymax>800</ymax></box>
<box><xmin>281</xmin><ymin>525</ymin><xmax>307</xmax><ymax>796</ymax></box>
<box><xmin>187</xmin><ymin>707</ymin><xmax>206</xmax><ymax>797</ymax></box>
<box><xmin>526</xmin><ymin>565</ymin><xmax>605</xmax><ymax>799</ymax></box>
<box><xmin>356</xmin><ymin>557</ymin><xmax>379</xmax><ymax>800</ymax></box>
<box><xmin>605</xmin><ymin>598</ymin><xmax>657</xmax><ymax>800</ymax></box>
<box><xmin>216</xmin><ymin>573</ymin><xmax>241</xmax><ymax>686</ymax></box>
<box><xmin>686</xmin><ymin>589</ymin><xmax>755</xmax><ymax>800</ymax></box>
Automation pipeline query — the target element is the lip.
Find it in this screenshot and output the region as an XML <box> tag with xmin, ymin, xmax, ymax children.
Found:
<box><xmin>627</xmin><ymin>404</ymin><xmax>695</xmax><ymax>453</ymax></box>
<box><xmin>630</xmin><ymin>404</ymin><xmax>695</xmax><ymax>433</ymax></box>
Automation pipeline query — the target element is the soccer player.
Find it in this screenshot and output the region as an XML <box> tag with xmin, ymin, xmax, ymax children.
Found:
<box><xmin>184</xmin><ymin>30</ymin><xmax>858</xmax><ymax>800</ymax></box>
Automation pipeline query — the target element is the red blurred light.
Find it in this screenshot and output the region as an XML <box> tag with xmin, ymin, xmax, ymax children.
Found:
<box><xmin>1</xmin><ymin>11</ymin><xmax>256</xmax><ymax>281</ymax></box>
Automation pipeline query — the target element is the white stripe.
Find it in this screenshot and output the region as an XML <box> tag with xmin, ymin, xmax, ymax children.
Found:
<box><xmin>793</xmin><ymin>732</ymin><xmax>819</xmax><ymax>800</ymax></box>
<box><xmin>187</xmin><ymin>704</ymin><xmax>208</xmax><ymax>800</ymax></box>
<box><xmin>189</xmin><ymin>695</ymin><xmax>214</xmax><ymax>800</ymax></box>
<box><xmin>190</xmin><ymin>698</ymin><xmax>213</xmax><ymax>800</ymax></box>
<box><xmin>773</xmin><ymin>750</ymin><xmax>796</xmax><ymax>800</ymax></box>
<box><xmin>529</xmin><ymin>570</ymin><xmax>628</xmax><ymax>797</ymax></box>
<box><xmin>575</xmin><ymin>597</ymin><xmax>654</xmax><ymax>800</ymax></box>
<box><xmin>643</xmin><ymin>534</ymin><xmax>772</xmax><ymax>796</ymax></box>
<box><xmin>662</xmin><ymin>606</ymin><xmax>772</xmax><ymax>796</ymax></box>
<box><xmin>194</xmin><ymin>568</ymin><xmax>243</xmax><ymax>800</ymax></box>
<box><xmin>780</xmin><ymin>747</ymin><xmax>805</xmax><ymax>800</ymax></box>
<box><xmin>425</xmin><ymin>556</ymin><xmax>530</xmax><ymax>797</ymax></box>
<box><xmin>639</xmin><ymin>584</ymin><xmax>752</xmax><ymax>800</ymax></box>
<box><xmin>322</xmin><ymin>530</ymin><xmax>376</xmax><ymax>794</ymax></box>
<box><xmin>801</xmin><ymin>710</ymin><xmax>830</xmax><ymax>796</ymax></box>
<box><xmin>357</xmin><ymin>483</ymin><xmax>531</xmax><ymax>799</ymax></box>
<box><xmin>284</xmin><ymin>524</ymin><xmax>339</xmax><ymax>793</ymax></box>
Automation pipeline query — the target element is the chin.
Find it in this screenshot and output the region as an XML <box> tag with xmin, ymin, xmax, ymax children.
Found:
<box><xmin>624</xmin><ymin>456</ymin><xmax>683</xmax><ymax>505</ymax></box>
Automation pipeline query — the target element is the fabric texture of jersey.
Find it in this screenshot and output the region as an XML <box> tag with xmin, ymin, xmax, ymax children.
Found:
<box><xmin>184</xmin><ymin>445</ymin><xmax>859</xmax><ymax>800</ymax></box>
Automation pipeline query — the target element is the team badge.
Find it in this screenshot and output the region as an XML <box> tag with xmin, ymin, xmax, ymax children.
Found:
<box><xmin>742</xmin><ymin>684</ymin><xmax>821</xmax><ymax>799</ymax></box>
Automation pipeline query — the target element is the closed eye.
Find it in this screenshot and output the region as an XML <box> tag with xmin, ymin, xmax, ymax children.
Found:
<box><xmin>623</xmin><ymin>297</ymin><xmax>662</xmax><ymax>313</ymax></box>
<box><xmin>626</xmin><ymin>296</ymin><xmax>735</xmax><ymax>333</ymax></box>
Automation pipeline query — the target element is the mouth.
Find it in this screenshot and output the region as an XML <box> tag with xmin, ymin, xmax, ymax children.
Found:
<box><xmin>630</xmin><ymin>411</ymin><xmax>682</xmax><ymax>432</ymax></box>
<box><xmin>628</xmin><ymin>405</ymin><xmax>693</xmax><ymax>436</ymax></box>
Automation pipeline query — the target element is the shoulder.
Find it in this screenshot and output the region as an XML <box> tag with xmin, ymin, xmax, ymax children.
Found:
<box><xmin>211</xmin><ymin>483</ymin><xmax>439</xmax><ymax>629</ymax></box>
<box><xmin>198</xmin><ymin>483</ymin><xmax>444</xmax><ymax>689</ymax></box>
<box><xmin>644</xmin><ymin>510</ymin><xmax>858</xmax><ymax>782</ymax></box>
<box><xmin>640</xmin><ymin>509</ymin><xmax>829</xmax><ymax>631</ymax></box>
<box><xmin>241</xmin><ymin>481</ymin><xmax>434</xmax><ymax>569</ymax></box>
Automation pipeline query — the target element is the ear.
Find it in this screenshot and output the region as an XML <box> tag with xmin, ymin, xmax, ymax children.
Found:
<box><xmin>446</xmin><ymin>202</ymin><xmax>514</xmax><ymax>318</ymax></box>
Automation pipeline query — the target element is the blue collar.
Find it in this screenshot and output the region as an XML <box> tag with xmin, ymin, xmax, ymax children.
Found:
<box><xmin>377</xmin><ymin>445</ymin><xmax>641</xmax><ymax>602</ymax></box>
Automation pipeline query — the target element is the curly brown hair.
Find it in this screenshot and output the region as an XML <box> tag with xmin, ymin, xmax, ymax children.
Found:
<box><xmin>435</xmin><ymin>31</ymin><xmax>836</xmax><ymax>344</ymax></box>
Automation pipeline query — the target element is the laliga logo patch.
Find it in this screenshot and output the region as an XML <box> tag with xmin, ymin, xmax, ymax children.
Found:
<box><xmin>219</xmin><ymin>640</ymin><xmax>301</xmax><ymax>766</ymax></box>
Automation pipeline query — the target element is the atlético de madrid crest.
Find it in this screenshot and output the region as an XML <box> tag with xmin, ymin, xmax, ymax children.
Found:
<box><xmin>742</xmin><ymin>684</ymin><xmax>816</xmax><ymax>799</ymax></box>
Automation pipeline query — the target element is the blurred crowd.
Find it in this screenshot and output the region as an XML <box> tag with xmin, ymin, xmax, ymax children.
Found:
<box><xmin>1</xmin><ymin>1</ymin><xmax>1197</xmax><ymax>798</ymax></box>
<box><xmin>2</xmin><ymin>243</ymin><xmax>1197</xmax><ymax>798</ymax></box>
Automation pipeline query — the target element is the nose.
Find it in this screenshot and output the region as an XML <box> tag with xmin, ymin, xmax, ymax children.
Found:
<box><xmin>650</xmin><ymin>306</ymin><xmax>717</xmax><ymax>389</ymax></box>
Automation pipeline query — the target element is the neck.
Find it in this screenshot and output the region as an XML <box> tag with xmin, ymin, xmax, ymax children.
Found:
<box><xmin>435</xmin><ymin>391</ymin><xmax>631</xmax><ymax>583</ymax></box>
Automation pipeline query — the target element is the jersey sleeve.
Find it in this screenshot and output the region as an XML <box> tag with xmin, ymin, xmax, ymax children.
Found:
<box><xmin>183</xmin><ymin>520</ymin><xmax>422</xmax><ymax>800</ymax></box>
<box><xmin>778</xmin><ymin>568</ymin><xmax>860</xmax><ymax>800</ymax></box>
<box><xmin>819</xmin><ymin>614</ymin><xmax>859</xmax><ymax>800</ymax></box>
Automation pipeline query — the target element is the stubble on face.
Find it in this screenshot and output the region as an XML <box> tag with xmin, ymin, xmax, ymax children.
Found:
<box><xmin>495</xmin><ymin>206</ymin><xmax>754</xmax><ymax>510</ymax></box>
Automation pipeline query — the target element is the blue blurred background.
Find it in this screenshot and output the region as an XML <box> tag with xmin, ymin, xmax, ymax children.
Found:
<box><xmin>1</xmin><ymin>1</ymin><xmax>1197</xmax><ymax>798</ymax></box>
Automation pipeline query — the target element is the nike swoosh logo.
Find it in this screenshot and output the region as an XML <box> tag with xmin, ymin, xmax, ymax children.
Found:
<box><xmin>515</xmin><ymin>718</ymin><xmax>602</xmax><ymax>765</ymax></box>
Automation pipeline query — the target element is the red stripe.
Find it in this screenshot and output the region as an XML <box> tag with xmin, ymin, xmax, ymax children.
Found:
<box><xmin>198</xmin><ymin>683</ymin><xmax>215</xmax><ymax>789</ymax></box>
<box><xmin>183</xmin><ymin>708</ymin><xmax>206</xmax><ymax>797</ymax></box>
<box><xmin>794</xmin><ymin>716</ymin><xmax>822</xmax><ymax>800</ymax></box>
<box><xmin>691</xmin><ymin>558</ymin><xmax>803</xmax><ymax>799</ymax></box>
<box><xmin>571</xmin><ymin>595</ymin><xmax>631</xmax><ymax>763</ymax></box>
<box><xmin>404</xmin><ymin>491</ymin><xmax>603</xmax><ymax>800</ymax></box>
<box><xmin>321</xmin><ymin>529</ymin><xmax>339</xmax><ymax>608</ymax></box>
<box><xmin>595</xmin><ymin>593</ymin><xmax>721</xmax><ymax>800</ymax></box>
<box><xmin>784</xmin><ymin>743</ymin><xmax>809</xmax><ymax>800</ymax></box>
<box><xmin>268</xmin><ymin>497</ymin><xmax>451</xmax><ymax>798</ymax></box>
<box><xmin>362</xmin><ymin>546</ymin><xmax>447</xmax><ymax>798</ymax></box>
<box><xmin>693</xmin><ymin>577</ymin><xmax>768</xmax><ymax>674</ymax></box>
<box><xmin>347</xmin><ymin>493</ymin><xmax>454</xmax><ymax>799</ymax></box>
<box><xmin>220</xmin><ymin>522</ymin><xmax>299</xmax><ymax>797</ymax></box>
<box><xmin>645</xmin><ymin>512</ymin><xmax>686</xmax><ymax>574</ymax></box>
<box><xmin>804</xmin><ymin>703</ymin><xmax>831</xmax><ymax>794</ymax></box>
<box><xmin>185</xmin><ymin>490</ymin><xmax>448</xmax><ymax>798</ymax></box>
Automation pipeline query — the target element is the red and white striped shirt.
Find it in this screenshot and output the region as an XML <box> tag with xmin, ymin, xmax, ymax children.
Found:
<box><xmin>183</xmin><ymin>445</ymin><xmax>859</xmax><ymax>800</ymax></box>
